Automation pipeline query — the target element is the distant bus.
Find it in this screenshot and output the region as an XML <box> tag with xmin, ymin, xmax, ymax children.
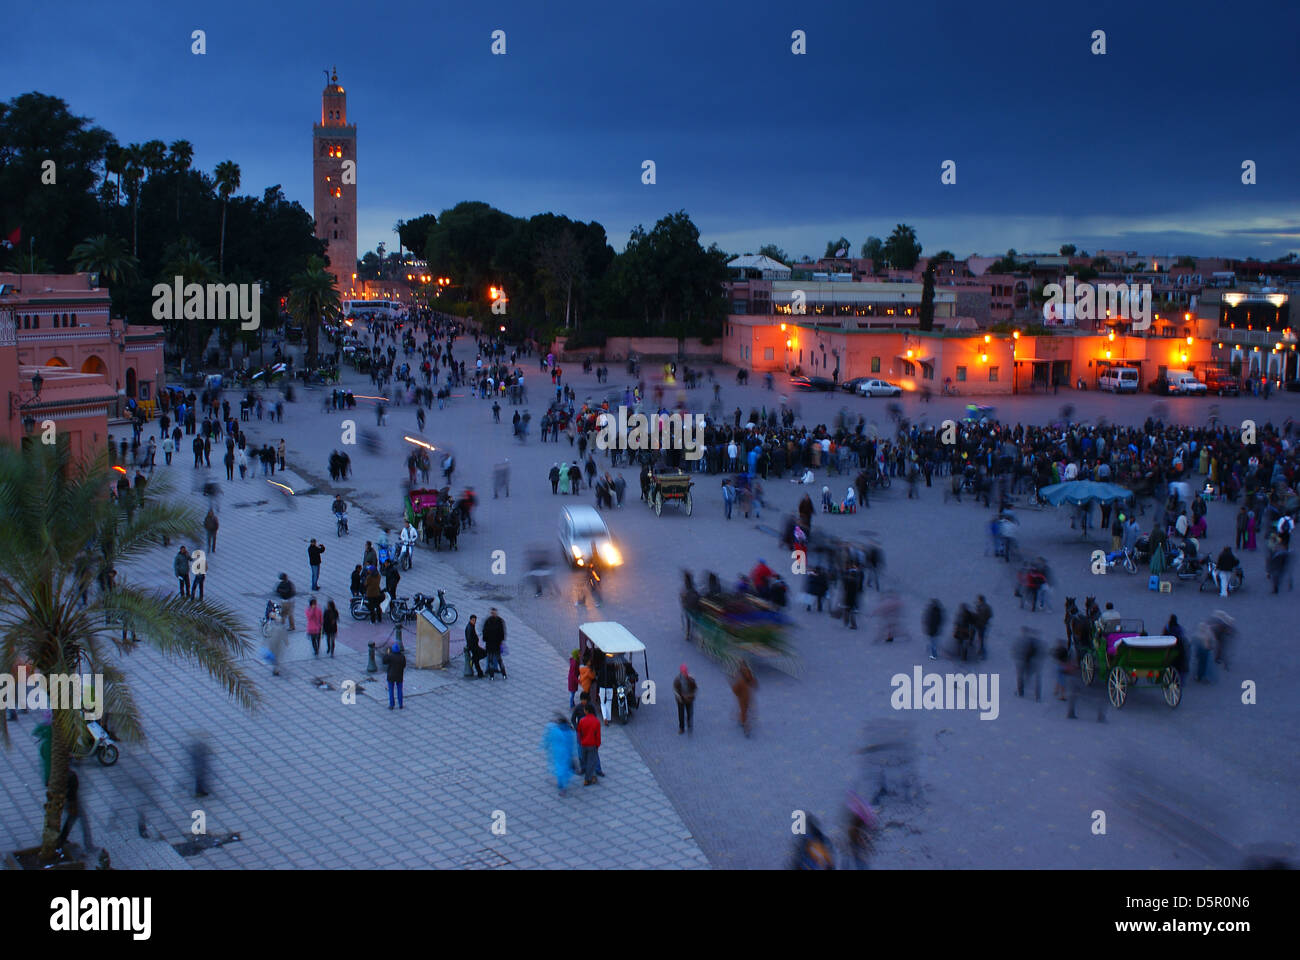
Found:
<box><xmin>342</xmin><ymin>299</ymin><xmax>405</xmax><ymax>319</ymax></box>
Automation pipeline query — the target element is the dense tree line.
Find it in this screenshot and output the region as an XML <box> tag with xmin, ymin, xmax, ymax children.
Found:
<box><xmin>0</xmin><ymin>92</ymin><xmax>324</xmax><ymax>367</ymax></box>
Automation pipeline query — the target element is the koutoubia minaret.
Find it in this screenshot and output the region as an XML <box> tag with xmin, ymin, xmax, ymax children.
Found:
<box><xmin>312</xmin><ymin>68</ymin><xmax>357</xmax><ymax>295</ymax></box>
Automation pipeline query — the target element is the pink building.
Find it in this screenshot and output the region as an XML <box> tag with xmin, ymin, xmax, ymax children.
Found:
<box><xmin>1</xmin><ymin>272</ymin><xmax>166</xmax><ymax>416</ymax></box>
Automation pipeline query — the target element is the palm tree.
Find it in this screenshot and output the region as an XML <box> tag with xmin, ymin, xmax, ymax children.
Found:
<box><xmin>139</xmin><ymin>140</ymin><xmax>168</xmax><ymax>178</ymax></box>
<box><xmin>104</xmin><ymin>143</ymin><xmax>125</xmax><ymax>207</ymax></box>
<box><xmin>162</xmin><ymin>242</ymin><xmax>218</xmax><ymax>366</ymax></box>
<box><xmin>168</xmin><ymin>140</ymin><xmax>194</xmax><ymax>222</ymax></box>
<box><xmin>214</xmin><ymin>161</ymin><xmax>241</xmax><ymax>276</ymax></box>
<box><xmin>122</xmin><ymin>143</ymin><xmax>145</xmax><ymax>256</ymax></box>
<box><xmin>287</xmin><ymin>254</ymin><xmax>341</xmax><ymax>369</ymax></box>
<box><xmin>0</xmin><ymin>444</ymin><xmax>258</xmax><ymax>864</ymax></box>
<box><xmin>71</xmin><ymin>235</ymin><xmax>138</xmax><ymax>287</ymax></box>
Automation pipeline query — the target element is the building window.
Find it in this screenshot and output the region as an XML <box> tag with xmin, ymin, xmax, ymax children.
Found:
<box><xmin>871</xmin><ymin>356</ymin><xmax>881</xmax><ymax>373</ymax></box>
<box><xmin>921</xmin><ymin>362</ymin><xmax>934</xmax><ymax>380</ymax></box>
<box><xmin>988</xmin><ymin>366</ymin><xmax>999</xmax><ymax>382</ymax></box>
<box><xmin>764</xmin><ymin>347</ymin><xmax>774</xmax><ymax>361</ymax></box>
<box><xmin>901</xmin><ymin>360</ymin><xmax>915</xmax><ymax>377</ymax></box>
<box><xmin>334</xmin><ymin>231</ymin><xmax>338</xmax><ymax>239</ymax></box>
<box><xmin>956</xmin><ymin>365</ymin><xmax>967</xmax><ymax>381</ymax></box>
<box><xmin>71</xmin><ymin>314</ymin><xmax>76</xmax><ymax>324</ymax></box>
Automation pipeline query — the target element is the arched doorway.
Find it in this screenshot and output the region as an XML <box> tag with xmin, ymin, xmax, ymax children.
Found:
<box><xmin>45</xmin><ymin>356</ymin><xmax>68</xmax><ymax>367</ymax></box>
<box><xmin>80</xmin><ymin>355</ymin><xmax>107</xmax><ymax>376</ymax></box>
<box><xmin>125</xmin><ymin>366</ymin><xmax>138</xmax><ymax>398</ymax></box>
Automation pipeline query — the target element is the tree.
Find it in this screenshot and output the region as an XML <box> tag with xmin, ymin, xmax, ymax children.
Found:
<box><xmin>398</xmin><ymin>214</ymin><xmax>437</xmax><ymax>260</ymax></box>
<box><xmin>213</xmin><ymin>160</ymin><xmax>240</xmax><ymax>275</ymax></box>
<box><xmin>1174</xmin><ymin>255</ymin><xmax>1196</xmax><ymax>268</ymax></box>
<box><xmin>860</xmin><ymin>236</ymin><xmax>884</xmax><ymax>273</ymax></box>
<box><xmin>918</xmin><ymin>263</ymin><xmax>936</xmax><ymax>331</ymax></box>
<box><xmin>0</xmin><ymin>444</ymin><xmax>257</xmax><ymax>864</ymax></box>
<box><xmin>71</xmin><ymin>234</ymin><xmax>137</xmax><ymax>286</ymax></box>
<box><xmin>121</xmin><ymin>143</ymin><xmax>146</xmax><ymax>257</ymax></box>
<box><xmin>824</xmin><ymin>236</ymin><xmax>851</xmax><ymax>258</ymax></box>
<box><xmin>0</xmin><ymin>93</ymin><xmax>114</xmax><ymax>272</ymax></box>
<box><xmin>1059</xmin><ymin>243</ymin><xmax>1077</xmax><ymax>256</ymax></box>
<box><xmin>535</xmin><ymin>227</ymin><xmax>584</xmax><ymax>330</ymax></box>
<box><xmin>161</xmin><ymin>238</ymin><xmax>217</xmax><ymax>366</ymax></box>
<box><xmin>758</xmin><ymin>243</ymin><xmax>788</xmax><ymax>264</ymax></box>
<box><xmin>879</xmin><ymin>225</ymin><xmax>922</xmax><ymax>271</ymax></box>
<box><xmin>287</xmin><ymin>254</ymin><xmax>341</xmax><ymax>368</ymax></box>
<box><xmin>168</xmin><ymin>140</ymin><xmax>194</xmax><ymax>222</ymax></box>
<box><xmin>1091</xmin><ymin>256</ymin><xmax>1112</xmax><ymax>271</ymax></box>
<box><xmin>929</xmin><ymin>250</ymin><xmax>956</xmax><ymax>265</ymax></box>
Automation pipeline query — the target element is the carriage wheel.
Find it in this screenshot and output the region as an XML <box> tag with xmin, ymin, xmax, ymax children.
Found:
<box><xmin>1079</xmin><ymin>649</ymin><xmax>1097</xmax><ymax>686</ymax></box>
<box><xmin>654</xmin><ymin>492</ymin><xmax>663</xmax><ymax>516</ymax></box>
<box><xmin>1107</xmin><ymin>667</ymin><xmax>1128</xmax><ymax>708</ymax></box>
<box><xmin>1162</xmin><ymin>667</ymin><xmax>1182</xmax><ymax>708</ymax></box>
<box><xmin>684</xmin><ymin>492</ymin><xmax>693</xmax><ymax>516</ymax></box>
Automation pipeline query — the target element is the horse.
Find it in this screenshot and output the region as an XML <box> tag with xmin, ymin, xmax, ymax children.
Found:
<box><xmin>1064</xmin><ymin>596</ymin><xmax>1096</xmax><ymax>658</ymax></box>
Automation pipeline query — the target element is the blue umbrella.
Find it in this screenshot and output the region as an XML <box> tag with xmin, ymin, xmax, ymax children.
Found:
<box><xmin>1039</xmin><ymin>480</ymin><xmax>1135</xmax><ymax>506</ymax></box>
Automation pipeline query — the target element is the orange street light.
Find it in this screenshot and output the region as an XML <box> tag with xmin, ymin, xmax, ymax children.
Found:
<box><xmin>1186</xmin><ymin>335</ymin><xmax>1193</xmax><ymax>345</ymax></box>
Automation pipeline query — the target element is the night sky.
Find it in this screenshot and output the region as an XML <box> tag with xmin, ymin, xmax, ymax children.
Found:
<box><xmin>9</xmin><ymin>0</ymin><xmax>1299</xmax><ymax>260</ymax></box>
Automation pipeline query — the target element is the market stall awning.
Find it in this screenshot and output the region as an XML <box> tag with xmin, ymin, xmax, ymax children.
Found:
<box><xmin>895</xmin><ymin>352</ymin><xmax>931</xmax><ymax>365</ymax></box>
<box><xmin>1039</xmin><ymin>481</ymin><xmax>1134</xmax><ymax>505</ymax></box>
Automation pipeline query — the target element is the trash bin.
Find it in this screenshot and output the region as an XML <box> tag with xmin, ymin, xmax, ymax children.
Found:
<box><xmin>414</xmin><ymin>609</ymin><xmax>449</xmax><ymax>669</ymax></box>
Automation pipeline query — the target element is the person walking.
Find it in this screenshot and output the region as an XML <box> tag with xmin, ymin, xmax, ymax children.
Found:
<box><xmin>174</xmin><ymin>546</ymin><xmax>191</xmax><ymax>598</ymax></box>
<box><xmin>568</xmin><ymin>649</ymin><xmax>580</xmax><ymax>706</ymax></box>
<box><xmin>542</xmin><ymin>713</ymin><xmax>580</xmax><ymax>796</ymax></box>
<box><xmin>674</xmin><ymin>664</ymin><xmax>697</xmax><ymax>734</ymax></box>
<box><xmin>483</xmin><ymin>607</ymin><xmax>507</xmax><ymax>678</ymax></box>
<box><xmin>840</xmin><ymin>560</ymin><xmax>863</xmax><ymax>629</ymax></box>
<box><xmin>577</xmin><ymin>702</ymin><xmax>602</xmax><ymax>786</ymax></box>
<box><xmin>731</xmin><ymin>660</ymin><xmax>757</xmax><ymax>736</ymax></box>
<box><xmin>277</xmin><ymin>438</ymin><xmax>287</xmax><ymax>472</ymax></box>
<box><xmin>464</xmin><ymin>615</ymin><xmax>486</xmax><ymax>678</ymax></box>
<box><xmin>307</xmin><ymin>538</ymin><xmax>325</xmax><ymax>591</ymax></box>
<box><xmin>972</xmin><ymin>594</ymin><xmax>993</xmax><ymax>661</ymax></box>
<box><xmin>275</xmin><ymin>573</ymin><xmax>297</xmax><ymax>630</ymax></box>
<box><xmin>305</xmin><ymin>597</ymin><xmax>323</xmax><ymax>656</ymax></box>
<box><xmin>1013</xmin><ymin>627</ymin><xmax>1042</xmax><ymax>701</ymax></box>
<box><xmin>191</xmin><ymin>564</ymin><xmax>206</xmax><ymax>601</ymax></box>
<box><xmin>549</xmin><ymin>463</ymin><xmax>561</xmax><ymax>494</ymax></box>
<box><xmin>364</xmin><ymin>567</ymin><xmax>383</xmax><ymax>623</ymax></box>
<box><xmin>203</xmin><ymin>508</ymin><xmax>219</xmax><ymax>553</ymax></box>
<box><xmin>383</xmin><ymin>642</ymin><xmax>407</xmax><ymax>709</ymax></box>
<box><xmin>923</xmin><ymin>598</ymin><xmax>944</xmax><ymax>661</ymax></box>
<box><xmin>266</xmin><ymin>612</ymin><xmax>288</xmax><ymax>677</ymax></box>
<box><xmin>322</xmin><ymin>599</ymin><xmax>339</xmax><ymax>657</ymax></box>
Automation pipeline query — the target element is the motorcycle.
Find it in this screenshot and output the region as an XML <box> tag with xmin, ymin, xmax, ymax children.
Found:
<box><xmin>398</xmin><ymin>540</ymin><xmax>414</xmax><ymax>571</ymax></box>
<box><xmin>411</xmin><ymin>589</ymin><xmax>458</xmax><ymax>626</ymax></box>
<box><xmin>1171</xmin><ymin>545</ymin><xmax>1204</xmax><ymax>581</ymax></box>
<box><xmin>1200</xmin><ymin>560</ymin><xmax>1244</xmax><ymax>594</ymax></box>
<box><xmin>349</xmin><ymin>595</ymin><xmax>371</xmax><ymax>621</ymax></box>
<box><xmin>1104</xmin><ymin>547</ymin><xmax>1137</xmax><ymax>575</ymax></box>
<box><xmin>72</xmin><ymin>717</ymin><xmax>119</xmax><ymax>766</ymax></box>
<box><xmin>335</xmin><ymin>512</ymin><xmax>349</xmax><ymax>537</ymax></box>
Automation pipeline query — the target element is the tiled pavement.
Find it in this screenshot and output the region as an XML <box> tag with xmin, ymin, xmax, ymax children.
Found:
<box><xmin>0</xmin><ymin>460</ymin><xmax>708</xmax><ymax>870</ymax></box>
<box><xmin>5</xmin><ymin>332</ymin><xmax>1298</xmax><ymax>869</ymax></box>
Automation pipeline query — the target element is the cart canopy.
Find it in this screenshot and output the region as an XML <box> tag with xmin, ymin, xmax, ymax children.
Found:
<box><xmin>579</xmin><ymin>621</ymin><xmax>646</xmax><ymax>655</ymax></box>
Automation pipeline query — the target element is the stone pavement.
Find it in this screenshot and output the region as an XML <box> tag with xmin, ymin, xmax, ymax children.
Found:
<box><xmin>0</xmin><ymin>456</ymin><xmax>708</xmax><ymax>870</ymax></box>
<box><xmin>6</xmin><ymin>330</ymin><xmax>1297</xmax><ymax>870</ymax></box>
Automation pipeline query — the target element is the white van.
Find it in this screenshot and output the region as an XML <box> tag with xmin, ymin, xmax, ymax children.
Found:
<box><xmin>1099</xmin><ymin>366</ymin><xmax>1139</xmax><ymax>393</ymax></box>
<box><xmin>1165</xmin><ymin>369</ymin><xmax>1206</xmax><ymax>395</ymax></box>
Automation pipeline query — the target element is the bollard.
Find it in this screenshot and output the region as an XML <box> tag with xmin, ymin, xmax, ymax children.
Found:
<box><xmin>366</xmin><ymin>641</ymin><xmax>378</xmax><ymax>673</ymax></box>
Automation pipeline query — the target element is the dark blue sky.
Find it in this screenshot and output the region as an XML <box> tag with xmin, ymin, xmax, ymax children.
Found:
<box><xmin>10</xmin><ymin>0</ymin><xmax>1300</xmax><ymax>261</ymax></box>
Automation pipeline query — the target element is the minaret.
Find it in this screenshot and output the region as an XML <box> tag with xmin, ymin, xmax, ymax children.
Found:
<box><xmin>312</xmin><ymin>68</ymin><xmax>357</xmax><ymax>294</ymax></box>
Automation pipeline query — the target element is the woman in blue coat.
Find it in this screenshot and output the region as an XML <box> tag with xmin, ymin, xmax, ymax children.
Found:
<box><xmin>541</xmin><ymin>714</ymin><xmax>579</xmax><ymax>796</ymax></box>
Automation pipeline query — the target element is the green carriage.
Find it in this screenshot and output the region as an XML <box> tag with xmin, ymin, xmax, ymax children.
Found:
<box><xmin>1079</xmin><ymin>617</ymin><xmax>1182</xmax><ymax>708</ymax></box>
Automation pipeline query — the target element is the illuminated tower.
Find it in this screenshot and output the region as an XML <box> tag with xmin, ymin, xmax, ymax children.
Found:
<box><xmin>312</xmin><ymin>68</ymin><xmax>357</xmax><ymax>294</ymax></box>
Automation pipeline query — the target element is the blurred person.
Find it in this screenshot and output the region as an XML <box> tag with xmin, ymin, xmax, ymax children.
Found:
<box><xmin>577</xmin><ymin>702</ymin><xmax>602</xmax><ymax>786</ymax></box>
<box><xmin>674</xmin><ymin>664</ymin><xmax>697</xmax><ymax>734</ymax></box>
<box><xmin>1013</xmin><ymin>627</ymin><xmax>1042</xmax><ymax>701</ymax></box>
<box><xmin>542</xmin><ymin>713</ymin><xmax>579</xmax><ymax>796</ymax></box>
<box><xmin>731</xmin><ymin>660</ymin><xmax>758</xmax><ymax>737</ymax></box>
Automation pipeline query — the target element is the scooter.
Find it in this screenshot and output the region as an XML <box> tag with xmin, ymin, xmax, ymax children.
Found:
<box><xmin>72</xmin><ymin>717</ymin><xmax>119</xmax><ymax>766</ymax></box>
<box><xmin>1200</xmin><ymin>560</ymin><xmax>1244</xmax><ymax>594</ymax></box>
<box><xmin>1172</xmin><ymin>550</ymin><xmax>1204</xmax><ymax>581</ymax></box>
<box><xmin>1105</xmin><ymin>547</ymin><xmax>1137</xmax><ymax>574</ymax></box>
<box><xmin>398</xmin><ymin>540</ymin><xmax>414</xmax><ymax>571</ymax></box>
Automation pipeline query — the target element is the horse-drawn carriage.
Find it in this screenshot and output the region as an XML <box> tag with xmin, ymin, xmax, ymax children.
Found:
<box><xmin>683</xmin><ymin>588</ymin><xmax>798</xmax><ymax>676</ymax></box>
<box><xmin>646</xmin><ymin>468</ymin><xmax>694</xmax><ymax>516</ymax></box>
<box><xmin>1066</xmin><ymin>599</ymin><xmax>1182</xmax><ymax>709</ymax></box>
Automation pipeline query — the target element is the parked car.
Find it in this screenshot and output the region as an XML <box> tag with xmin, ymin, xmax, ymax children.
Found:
<box><xmin>1203</xmin><ymin>369</ymin><xmax>1240</xmax><ymax>396</ymax></box>
<box><xmin>857</xmin><ymin>379</ymin><xmax>903</xmax><ymax>397</ymax></box>
<box><xmin>1165</xmin><ymin>369</ymin><xmax>1207</xmax><ymax>395</ymax></box>
<box><xmin>842</xmin><ymin>377</ymin><xmax>871</xmax><ymax>394</ymax></box>
<box><xmin>1098</xmin><ymin>366</ymin><xmax>1140</xmax><ymax>393</ymax></box>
